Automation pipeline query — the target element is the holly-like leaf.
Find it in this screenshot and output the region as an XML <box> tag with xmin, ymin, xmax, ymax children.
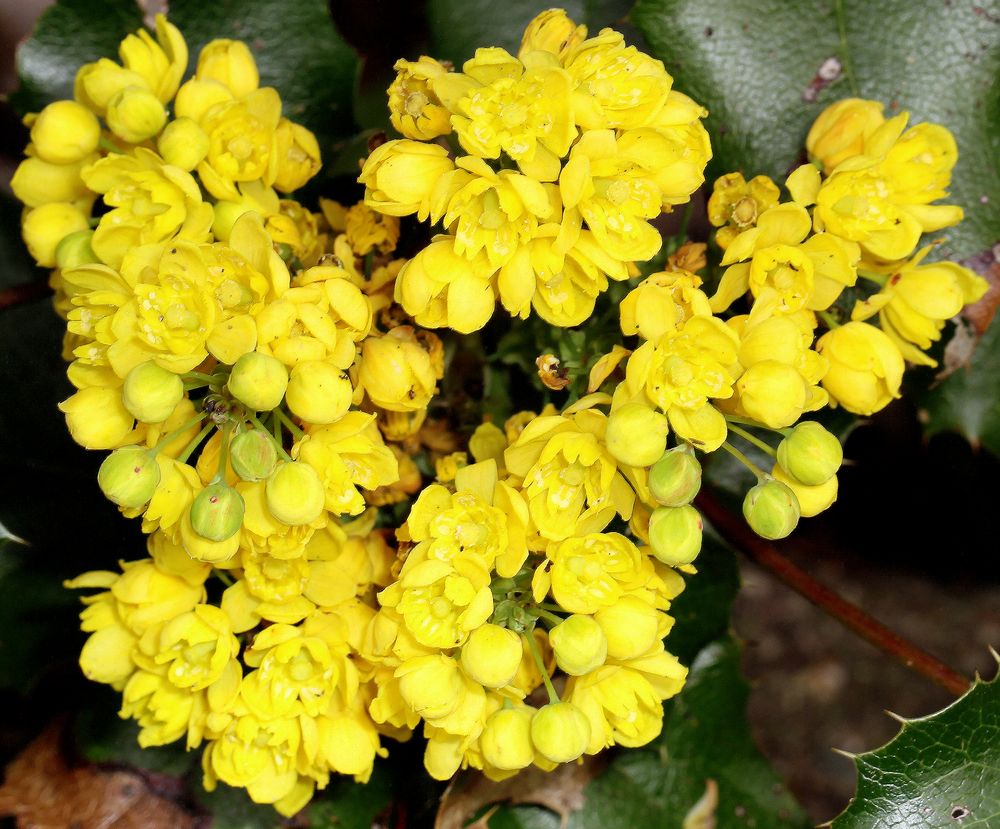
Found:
<box><xmin>631</xmin><ymin>0</ymin><xmax>1000</xmax><ymax>260</ymax></box>
<box><xmin>167</xmin><ymin>0</ymin><xmax>358</xmax><ymax>145</ymax></box>
<box><xmin>8</xmin><ymin>0</ymin><xmax>142</xmax><ymax>116</ymax></box>
<box><xmin>492</xmin><ymin>638</ymin><xmax>809</xmax><ymax>829</ymax></box>
<box><xmin>831</xmin><ymin>666</ymin><xmax>1000</xmax><ymax>828</ymax></box>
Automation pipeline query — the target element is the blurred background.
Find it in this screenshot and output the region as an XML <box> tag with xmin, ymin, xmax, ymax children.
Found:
<box><xmin>1</xmin><ymin>1</ymin><xmax>998</xmax><ymax>822</ymax></box>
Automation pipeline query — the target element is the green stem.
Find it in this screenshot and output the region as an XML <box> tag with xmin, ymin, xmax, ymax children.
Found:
<box><xmin>818</xmin><ymin>309</ymin><xmax>841</xmax><ymax>329</ymax></box>
<box><xmin>150</xmin><ymin>411</ymin><xmax>208</xmax><ymax>454</ymax></box>
<box><xmin>214</xmin><ymin>569</ymin><xmax>235</xmax><ymax>587</ymax></box>
<box><xmin>677</xmin><ymin>200</ymin><xmax>694</xmax><ymax>243</ymax></box>
<box><xmin>177</xmin><ymin>422</ymin><xmax>214</xmax><ymax>464</ymax></box>
<box><xmin>524</xmin><ymin>628</ymin><xmax>559</xmax><ymax>705</ymax></box>
<box><xmin>720</xmin><ymin>440</ymin><xmax>768</xmax><ymax>481</ymax></box>
<box><xmin>248</xmin><ymin>413</ymin><xmax>292</xmax><ymax>462</ymax></box>
<box><xmin>727</xmin><ymin>423</ymin><xmax>777</xmax><ymax>457</ymax></box>
<box><xmin>858</xmin><ymin>269</ymin><xmax>888</xmax><ymax>287</ymax></box>
<box><xmin>212</xmin><ymin>423</ymin><xmax>233</xmax><ymax>483</ymax></box>
<box><xmin>532</xmin><ymin>607</ymin><xmax>564</xmax><ymax>627</ymax></box>
<box><xmin>98</xmin><ymin>136</ymin><xmax>124</xmax><ymax>155</ymax></box>
<box><xmin>834</xmin><ymin>0</ymin><xmax>859</xmax><ymax>95</ymax></box>
<box><xmin>183</xmin><ymin>371</ymin><xmax>220</xmax><ymax>384</ymax></box>
<box><xmin>275</xmin><ymin>408</ymin><xmax>306</xmax><ymax>440</ymax></box>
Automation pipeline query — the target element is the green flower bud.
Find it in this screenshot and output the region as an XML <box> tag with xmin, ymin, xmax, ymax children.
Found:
<box><xmin>123</xmin><ymin>361</ymin><xmax>184</xmax><ymax>423</ymax></box>
<box><xmin>648</xmin><ymin>445</ymin><xmax>702</xmax><ymax>506</ymax></box>
<box><xmin>55</xmin><ymin>230</ymin><xmax>100</xmax><ymax>270</ymax></box>
<box><xmin>743</xmin><ymin>480</ymin><xmax>800</xmax><ymax>540</ymax></box>
<box><xmin>229</xmin><ymin>430</ymin><xmax>277</xmax><ymax>481</ymax></box>
<box><xmin>189</xmin><ymin>482</ymin><xmax>245</xmax><ymax>541</ymax></box>
<box><xmin>648</xmin><ymin>505</ymin><xmax>703</xmax><ymax>566</ymax></box>
<box><xmin>530</xmin><ymin>701</ymin><xmax>591</xmax><ymax>763</ymax></box>
<box><xmin>285</xmin><ymin>360</ymin><xmax>352</xmax><ymax>424</ymax></box>
<box><xmin>266</xmin><ymin>461</ymin><xmax>324</xmax><ymax>525</ymax></box>
<box><xmin>97</xmin><ymin>446</ymin><xmax>160</xmax><ymax>508</ymax></box>
<box><xmin>460</xmin><ymin>624</ymin><xmax>522</xmax><ymax>688</ymax></box>
<box><xmin>106</xmin><ymin>85</ymin><xmax>167</xmax><ymax>143</ymax></box>
<box><xmin>605</xmin><ymin>403</ymin><xmax>669</xmax><ymax>468</ymax></box>
<box><xmin>776</xmin><ymin>421</ymin><xmax>843</xmax><ymax>486</ymax></box>
<box><xmin>480</xmin><ymin>707</ymin><xmax>535</xmax><ymax>771</ymax></box>
<box><xmin>227</xmin><ymin>352</ymin><xmax>288</xmax><ymax>412</ymax></box>
<box><xmin>549</xmin><ymin>615</ymin><xmax>608</xmax><ymax>676</ymax></box>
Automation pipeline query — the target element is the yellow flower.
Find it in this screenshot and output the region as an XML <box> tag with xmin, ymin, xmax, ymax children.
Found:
<box><xmin>621</xmin><ymin>314</ymin><xmax>740</xmax><ymax>451</ymax></box>
<box><xmin>344</xmin><ymin>203</ymin><xmax>401</xmax><ymax>256</ymax></box>
<box><xmin>564</xmin><ymin>29</ymin><xmax>671</xmax><ymax>130</ymax></box>
<box><xmin>504</xmin><ymin>408</ymin><xmax>637</xmax><ymax>541</ymax></box>
<box><xmin>851</xmin><ymin>246</ymin><xmax>988</xmax><ymax>366</ymax></box>
<box><xmin>359</xmin><ymin>326</ymin><xmax>440</xmax><ymax>410</ymax></box>
<box><xmin>195</xmin><ymin>39</ymin><xmax>260</xmax><ymax>98</ymax></box>
<box><xmin>10</xmin><ymin>152</ymin><xmax>94</xmax><ymax>209</ymax></box>
<box><xmin>359</xmin><ymin>139</ymin><xmax>456</xmax><ymax>219</ymax></box>
<box><xmin>544</xmin><ymin>532</ymin><xmax>645</xmax><ymax>614</ymax></box>
<box><xmin>520</xmin><ymin>9</ymin><xmax>587</xmax><ymax>61</ymax></box>
<box><xmin>394</xmin><ymin>654</ymin><xmax>464</xmax><ymax>720</ymax></box>
<box><xmin>59</xmin><ymin>386</ymin><xmax>135</xmax><ymax>449</ymax></box>
<box><xmin>106</xmin><ymin>85</ymin><xmax>167</xmax><ymax>143</ymax></box>
<box><xmin>560</xmin><ymin>129</ymin><xmax>663</xmax><ymax>263</ymax></box>
<box><xmin>117</xmin><ymin>14</ymin><xmax>187</xmax><ymax>104</ymax></box>
<box><xmin>83</xmin><ymin>148</ymin><xmax>214</xmax><ymax>270</ymax></box>
<box><xmin>707</xmin><ymin>172</ymin><xmax>780</xmax><ymax>250</ymax></box>
<box><xmin>567</xmin><ymin>665</ymin><xmax>662</xmax><ymax>753</ymax></box>
<box><xmin>157</xmin><ymin>117</ymin><xmax>211</xmax><ymax>171</ymax></box>
<box><xmin>388</xmin><ymin>56</ymin><xmax>453</xmax><ymax>140</ymax></box>
<box><xmin>120</xmin><ymin>669</ymin><xmax>199</xmax><ymax>747</ymax></box>
<box><xmin>771</xmin><ymin>464</ymin><xmax>838</xmax><ymax>518</ymax></box>
<box><xmin>807</xmin><ymin>98</ymin><xmax>885</xmax><ymax>174</ymax></box>
<box><xmin>816</xmin><ymin>321</ymin><xmax>904</xmax><ymax>415</ymax></box>
<box><xmin>273</xmin><ymin>118</ymin><xmax>322</xmax><ymax>193</ymax></box>
<box><xmin>27</xmin><ymin>100</ymin><xmax>101</xmax><ymax>164</ymax></box>
<box><xmin>242</xmin><ymin>624</ymin><xmax>340</xmax><ymax>718</ymax></box>
<box><xmin>439</xmin><ymin>48</ymin><xmax>575</xmax><ymax>181</ymax></box>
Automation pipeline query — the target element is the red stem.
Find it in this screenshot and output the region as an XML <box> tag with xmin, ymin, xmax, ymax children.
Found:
<box><xmin>0</xmin><ymin>280</ymin><xmax>51</xmax><ymax>311</ymax></box>
<box><xmin>696</xmin><ymin>488</ymin><xmax>971</xmax><ymax>697</ymax></box>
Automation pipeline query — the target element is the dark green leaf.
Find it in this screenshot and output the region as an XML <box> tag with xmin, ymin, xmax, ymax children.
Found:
<box><xmin>193</xmin><ymin>781</ymin><xmax>284</xmax><ymax>829</ymax></box>
<box><xmin>309</xmin><ymin>762</ymin><xmax>392</xmax><ymax>829</ymax></box>
<box><xmin>8</xmin><ymin>0</ymin><xmax>143</xmax><ymax>116</ymax></box>
<box><xmin>494</xmin><ymin>638</ymin><xmax>809</xmax><ymax>829</ymax></box>
<box><xmin>168</xmin><ymin>0</ymin><xmax>358</xmax><ymax>146</ymax></box>
<box><xmin>919</xmin><ymin>319</ymin><xmax>1000</xmax><ymax>456</ymax></box>
<box><xmin>632</xmin><ymin>0</ymin><xmax>1000</xmax><ymax>259</ymax></box>
<box><xmin>831</xmin><ymin>667</ymin><xmax>1000</xmax><ymax>829</ymax></box>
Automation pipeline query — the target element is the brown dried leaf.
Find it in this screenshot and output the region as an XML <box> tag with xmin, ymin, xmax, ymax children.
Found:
<box><xmin>536</xmin><ymin>354</ymin><xmax>571</xmax><ymax>391</ymax></box>
<box><xmin>668</xmin><ymin>242</ymin><xmax>708</xmax><ymax>274</ymax></box>
<box><xmin>961</xmin><ymin>259</ymin><xmax>1000</xmax><ymax>337</ymax></box>
<box><xmin>434</xmin><ymin>757</ymin><xmax>606</xmax><ymax>829</ymax></box>
<box><xmin>682</xmin><ymin>779</ymin><xmax>719</xmax><ymax>829</ymax></box>
<box><xmin>0</xmin><ymin>722</ymin><xmax>196</xmax><ymax>829</ymax></box>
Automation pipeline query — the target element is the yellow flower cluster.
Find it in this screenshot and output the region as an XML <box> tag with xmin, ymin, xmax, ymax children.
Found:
<box><xmin>16</xmin><ymin>9</ymin><xmax>988</xmax><ymax>817</ymax></box>
<box><xmin>360</xmin><ymin>9</ymin><xmax>712</xmax><ymax>331</ymax></box>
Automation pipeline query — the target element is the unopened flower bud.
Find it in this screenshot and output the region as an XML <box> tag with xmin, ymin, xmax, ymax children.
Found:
<box><xmin>285</xmin><ymin>360</ymin><xmax>352</xmax><ymax>424</ymax></box>
<box><xmin>227</xmin><ymin>352</ymin><xmax>288</xmax><ymax>412</ymax></box>
<box><xmin>156</xmin><ymin>117</ymin><xmax>209</xmax><ymax>171</ymax></box>
<box><xmin>743</xmin><ymin>480</ymin><xmax>800</xmax><ymax>540</ymax></box>
<box><xmin>605</xmin><ymin>403</ymin><xmax>669</xmax><ymax>468</ymax></box>
<box><xmin>519</xmin><ymin>9</ymin><xmax>587</xmax><ymax>59</ymax></box>
<box><xmin>776</xmin><ymin>421</ymin><xmax>842</xmax><ymax>486</ymax></box>
<box><xmin>59</xmin><ymin>386</ymin><xmax>134</xmax><ymax>449</ymax></box>
<box><xmin>189</xmin><ymin>481</ymin><xmax>245</xmax><ymax>541</ymax></box>
<box><xmin>480</xmin><ymin>707</ymin><xmax>535</xmax><ymax>771</ymax></box>
<box><xmin>106</xmin><ymin>86</ymin><xmax>167</xmax><ymax>143</ymax></box>
<box><xmin>648</xmin><ymin>444</ymin><xmax>702</xmax><ymax>506</ymax></box>
<box><xmin>266</xmin><ymin>461</ymin><xmax>324</xmax><ymax>525</ymax></box>
<box><xmin>22</xmin><ymin>202</ymin><xmax>90</xmax><ymax>267</ymax></box>
<box><xmin>530</xmin><ymin>702</ymin><xmax>591</xmax><ymax>763</ymax></box>
<box><xmin>229</xmin><ymin>430</ymin><xmax>277</xmax><ymax>481</ymax></box>
<box><xmin>460</xmin><ymin>624</ymin><xmax>522</xmax><ymax>688</ymax></box>
<box><xmin>595</xmin><ymin>595</ymin><xmax>660</xmax><ymax>661</ymax></box>
<box><xmin>396</xmin><ymin>654</ymin><xmax>462</xmax><ymax>720</ymax></box>
<box><xmin>55</xmin><ymin>230</ymin><xmax>100</xmax><ymax>269</ymax></box>
<box><xmin>807</xmin><ymin>98</ymin><xmax>885</xmax><ymax>174</ymax></box>
<box><xmin>648</xmin><ymin>505</ymin><xmax>703</xmax><ymax>566</ymax></box>
<box><xmin>196</xmin><ymin>39</ymin><xmax>259</xmax><ymax>98</ymax></box>
<box><xmin>122</xmin><ymin>361</ymin><xmax>184</xmax><ymax>423</ymax></box>
<box><xmin>772</xmin><ymin>465</ymin><xmax>838</xmax><ymax>518</ymax></box>
<box><xmin>97</xmin><ymin>446</ymin><xmax>160</xmax><ymax>508</ymax></box>
<box><xmin>30</xmin><ymin>100</ymin><xmax>101</xmax><ymax>164</ymax></box>
<box><xmin>549</xmin><ymin>615</ymin><xmax>608</xmax><ymax>676</ymax></box>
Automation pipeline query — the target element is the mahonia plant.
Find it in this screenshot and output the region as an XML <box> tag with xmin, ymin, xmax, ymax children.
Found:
<box><xmin>10</xmin><ymin>7</ymin><xmax>986</xmax><ymax>817</ymax></box>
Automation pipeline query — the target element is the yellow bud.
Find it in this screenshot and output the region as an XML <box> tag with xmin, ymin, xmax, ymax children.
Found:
<box><xmin>736</xmin><ymin>362</ymin><xmax>808</xmax><ymax>429</ymax></box>
<box><xmin>189</xmin><ymin>482</ymin><xmax>245</xmax><ymax>541</ymax></box>
<box><xmin>285</xmin><ymin>361</ymin><xmax>352</xmax><ymax>425</ymax></box>
<box><xmin>29</xmin><ymin>100</ymin><xmax>101</xmax><ymax>163</ymax></box>
<box><xmin>480</xmin><ymin>707</ymin><xmax>535</xmax><ymax>771</ymax></box>
<box><xmin>22</xmin><ymin>202</ymin><xmax>90</xmax><ymax>267</ymax></box>
<box><xmin>807</xmin><ymin>98</ymin><xmax>885</xmax><ymax>174</ymax></box>
<box><xmin>11</xmin><ymin>154</ymin><xmax>92</xmax><ymax>208</ymax></box>
<box><xmin>122</xmin><ymin>361</ymin><xmax>184</xmax><ymax>423</ymax></box>
<box><xmin>595</xmin><ymin>595</ymin><xmax>660</xmax><ymax>661</ymax></box>
<box><xmin>59</xmin><ymin>386</ymin><xmax>134</xmax><ymax>449</ymax></box>
<box><xmin>396</xmin><ymin>654</ymin><xmax>463</xmax><ymax>720</ymax></box>
<box><xmin>772</xmin><ymin>465</ymin><xmax>838</xmax><ymax>518</ymax></box>
<box><xmin>776</xmin><ymin>421</ymin><xmax>842</xmax><ymax>486</ymax></box>
<box><xmin>530</xmin><ymin>702</ymin><xmax>591</xmax><ymax>763</ymax></box>
<box><xmin>460</xmin><ymin>624</ymin><xmax>522</xmax><ymax>688</ymax></box>
<box><xmin>648</xmin><ymin>444</ymin><xmax>702</xmax><ymax>506</ymax></box>
<box><xmin>229</xmin><ymin>430</ymin><xmax>278</xmax><ymax>481</ymax></box>
<box><xmin>156</xmin><ymin>117</ymin><xmax>209</xmax><ymax>171</ymax></box>
<box><xmin>519</xmin><ymin>9</ymin><xmax>587</xmax><ymax>59</ymax></box>
<box><xmin>174</xmin><ymin>77</ymin><xmax>233</xmax><ymax>122</ymax></box>
<box><xmin>266</xmin><ymin>461</ymin><xmax>324</xmax><ymax>525</ymax></box>
<box><xmin>97</xmin><ymin>446</ymin><xmax>160</xmax><ymax>508</ymax></box>
<box><xmin>743</xmin><ymin>480</ymin><xmax>800</xmax><ymax>540</ymax></box>
<box><xmin>549</xmin><ymin>615</ymin><xmax>608</xmax><ymax>676</ymax></box>
<box><xmin>273</xmin><ymin>119</ymin><xmax>321</xmax><ymax>193</ymax></box>
<box><xmin>605</xmin><ymin>403</ymin><xmax>669</xmax><ymax>468</ymax></box>
<box><xmin>817</xmin><ymin>322</ymin><xmax>904</xmax><ymax>416</ymax></box>
<box><xmin>106</xmin><ymin>86</ymin><xmax>167</xmax><ymax>143</ymax></box>
<box><xmin>227</xmin><ymin>352</ymin><xmax>288</xmax><ymax>411</ymax></box>
<box><xmin>196</xmin><ymin>39</ymin><xmax>259</xmax><ymax>98</ymax></box>
<box><xmin>648</xmin><ymin>505</ymin><xmax>703</xmax><ymax>566</ymax></box>
<box><xmin>55</xmin><ymin>230</ymin><xmax>100</xmax><ymax>269</ymax></box>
